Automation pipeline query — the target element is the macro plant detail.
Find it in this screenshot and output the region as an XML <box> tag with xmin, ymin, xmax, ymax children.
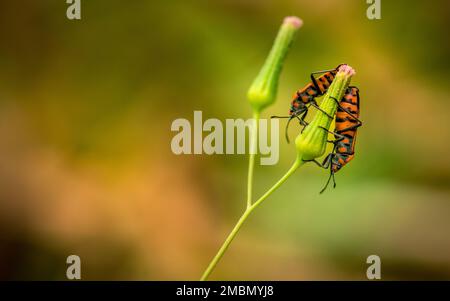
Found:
<box><xmin>1</xmin><ymin>0</ymin><xmax>447</xmax><ymax>286</ymax></box>
<box><xmin>303</xmin><ymin>84</ymin><xmax>362</xmax><ymax>193</ymax></box>
<box><xmin>272</xmin><ymin>64</ymin><xmax>342</xmax><ymax>143</ymax></box>
<box><xmin>200</xmin><ymin>17</ymin><xmax>360</xmax><ymax>281</ymax></box>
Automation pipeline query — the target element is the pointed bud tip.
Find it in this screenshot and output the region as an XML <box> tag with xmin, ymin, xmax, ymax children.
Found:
<box><xmin>283</xmin><ymin>16</ymin><xmax>303</xmax><ymax>29</ymax></box>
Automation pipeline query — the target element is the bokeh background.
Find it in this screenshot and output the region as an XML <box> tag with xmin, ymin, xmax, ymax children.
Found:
<box><xmin>0</xmin><ymin>0</ymin><xmax>449</xmax><ymax>280</ymax></box>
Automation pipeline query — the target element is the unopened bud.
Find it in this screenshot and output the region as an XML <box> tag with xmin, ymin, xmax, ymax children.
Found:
<box><xmin>247</xmin><ymin>16</ymin><xmax>303</xmax><ymax>113</ymax></box>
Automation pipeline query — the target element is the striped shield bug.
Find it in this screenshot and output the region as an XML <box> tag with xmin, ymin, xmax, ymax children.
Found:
<box><xmin>272</xmin><ymin>64</ymin><xmax>344</xmax><ymax>142</ymax></box>
<box><xmin>305</xmin><ymin>86</ymin><xmax>362</xmax><ymax>193</ymax></box>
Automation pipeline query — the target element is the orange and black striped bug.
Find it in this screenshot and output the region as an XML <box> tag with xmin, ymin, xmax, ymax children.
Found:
<box><xmin>304</xmin><ymin>86</ymin><xmax>362</xmax><ymax>193</ymax></box>
<box><xmin>272</xmin><ymin>64</ymin><xmax>344</xmax><ymax>142</ymax></box>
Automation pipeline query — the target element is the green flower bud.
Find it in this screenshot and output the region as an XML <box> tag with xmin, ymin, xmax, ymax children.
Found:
<box><xmin>295</xmin><ymin>65</ymin><xmax>356</xmax><ymax>160</ymax></box>
<box><xmin>247</xmin><ymin>16</ymin><xmax>303</xmax><ymax>113</ymax></box>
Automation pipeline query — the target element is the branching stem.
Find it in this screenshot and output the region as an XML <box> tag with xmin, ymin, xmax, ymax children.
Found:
<box><xmin>200</xmin><ymin>156</ymin><xmax>303</xmax><ymax>281</ymax></box>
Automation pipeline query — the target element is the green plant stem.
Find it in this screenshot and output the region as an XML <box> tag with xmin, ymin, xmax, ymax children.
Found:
<box><xmin>200</xmin><ymin>156</ymin><xmax>304</xmax><ymax>281</ymax></box>
<box><xmin>246</xmin><ymin>111</ymin><xmax>260</xmax><ymax>209</ymax></box>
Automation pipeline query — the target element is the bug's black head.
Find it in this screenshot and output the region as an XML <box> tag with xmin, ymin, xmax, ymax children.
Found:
<box><xmin>335</xmin><ymin>63</ymin><xmax>347</xmax><ymax>71</ymax></box>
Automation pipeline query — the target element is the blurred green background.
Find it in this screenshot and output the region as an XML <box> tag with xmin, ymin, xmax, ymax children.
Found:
<box><xmin>0</xmin><ymin>0</ymin><xmax>449</xmax><ymax>280</ymax></box>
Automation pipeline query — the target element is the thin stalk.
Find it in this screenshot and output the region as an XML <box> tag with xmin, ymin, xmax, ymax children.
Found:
<box><xmin>246</xmin><ymin>111</ymin><xmax>260</xmax><ymax>208</ymax></box>
<box><xmin>200</xmin><ymin>156</ymin><xmax>304</xmax><ymax>281</ymax></box>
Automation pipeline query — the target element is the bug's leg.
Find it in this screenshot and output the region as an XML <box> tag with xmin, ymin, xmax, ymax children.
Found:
<box><xmin>288</xmin><ymin>112</ymin><xmax>308</xmax><ymax>142</ymax></box>
<box><xmin>271</xmin><ymin>115</ymin><xmax>291</xmax><ymax>118</ymax></box>
<box><xmin>319</xmin><ymin>170</ymin><xmax>334</xmax><ymax>194</ymax></box>
<box><xmin>319</xmin><ymin>153</ymin><xmax>337</xmax><ymax>194</ymax></box>
<box><xmin>297</xmin><ymin>109</ymin><xmax>310</xmax><ymax>133</ymax></box>
<box><xmin>310</xmin><ymin>75</ymin><xmax>322</xmax><ymax>95</ymax></box>
<box><xmin>310</xmin><ymin>101</ymin><xmax>334</xmax><ymax>119</ymax></box>
<box><xmin>302</xmin><ymin>152</ymin><xmax>333</xmax><ymax>169</ymax></box>
<box><xmin>335</xmin><ymin>123</ymin><xmax>362</xmax><ymax>134</ymax></box>
<box><xmin>300</xmin><ymin>124</ymin><xmax>309</xmax><ymax>134</ymax></box>
<box><xmin>322</xmin><ymin>151</ymin><xmax>335</xmax><ymax>167</ymax></box>
<box><xmin>303</xmin><ymin>152</ymin><xmax>337</xmax><ymax>194</ymax></box>
<box><xmin>338</xmin><ymin>110</ymin><xmax>363</xmax><ymax>128</ymax></box>
<box><xmin>332</xmin><ymin>93</ymin><xmax>363</xmax><ymax>126</ymax></box>
<box><xmin>310</xmin><ymin>68</ymin><xmax>338</xmax><ymax>96</ymax></box>
<box><xmin>334</xmin><ymin>85</ymin><xmax>363</xmax><ymax>131</ymax></box>
<box><xmin>297</xmin><ymin>110</ymin><xmax>309</xmax><ymax>126</ymax></box>
<box><xmin>318</xmin><ymin>126</ymin><xmax>345</xmax><ymax>144</ymax></box>
<box><xmin>275</xmin><ymin>110</ymin><xmax>307</xmax><ymax>143</ymax></box>
<box><xmin>330</xmin><ymin>96</ymin><xmax>340</xmax><ymax>104</ymax></box>
<box><xmin>302</xmin><ymin>159</ymin><xmax>324</xmax><ymax>168</ymax></box>
<box><xmin>318</xmin><ymin>152</ymin><xmax>337</xmax><ymax>194</ymax></box>
<box><xmin>300</xmin><ymin>122</ymin><xmax>309</xmax><ymax>133</ymax></box>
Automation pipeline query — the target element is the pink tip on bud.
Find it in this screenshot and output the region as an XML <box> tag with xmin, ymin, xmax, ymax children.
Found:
<box><xmin>338</xmin><ymin>64</ymin><xmax>356</xmax><ymax>76</ymax></box>
<box><xmin>283</xmin><ymin>16</ymin><xmax>303</xmax><ymax>29</ymax></box>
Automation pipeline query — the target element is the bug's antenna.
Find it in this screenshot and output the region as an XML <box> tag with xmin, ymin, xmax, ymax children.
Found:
<box><xmin>332</xmin><ymin>172</ymin><xmax>337</xmax><ymax>188</ymax></box>
<box><xmin>284</xmin><ymin>116</ymin><xmax>295</xmax><ymax>143</ymax></box>
<box><xmin>271</xmin><ymin>115</ymin><xmax>295</xmax><ymax>143</ymax></box>
<box><xmin>320</xmin><ymin>170</ymin><xmax>334</xmax><ymax>194</ymax></box>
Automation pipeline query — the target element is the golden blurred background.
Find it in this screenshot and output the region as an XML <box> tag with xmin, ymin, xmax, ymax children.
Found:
<box><xmin>0</xmin><ymin>0</ymin><xmax>449</xmax><ymax>280</ymax></box>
